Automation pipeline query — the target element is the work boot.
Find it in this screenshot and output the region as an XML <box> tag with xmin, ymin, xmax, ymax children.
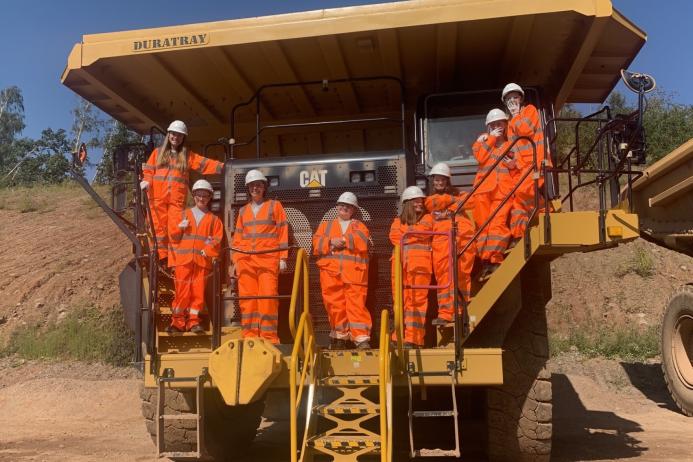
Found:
<box><xmin>166</xmin><ymin>324</ymin><xmax>182</xmax><ymax>334</ymax></box>
<box><xmin>355</xmin><ymin>340</ymin><xmax>371</xmax><ymax>350</ymax></box>
<box><xmin>330</xmin><ymin>339</ymin><xmax>348</xmax><ymax>350</ymax></box>
<box><xmin>432</xmin><ymin>317</ymin><xmax>452</xmax><ymax>326</ymax></box>
<box><xmin>403</xmin><ymin>342</ymin><xmax>417</xmax><ymax>349</ymax></box>
<box><xmin>189</xmin><ymin>324</ymin><xmax>205</xmax><ymax>334</ymax></box>
<box><xmin>478</xmin><ymin>263</ymin><xmax>500</xmax><ymax>282</ymax></box>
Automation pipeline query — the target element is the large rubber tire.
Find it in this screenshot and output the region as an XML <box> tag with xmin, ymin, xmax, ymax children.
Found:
<box><xmin>140</xmin><ymin>384</ymin><xmax>264</xmax><ymax>461</ymax></box>
<box><xmin>486</xmin><ymin>262</ymin><xmax>552</xmax><ymax>462</ymax></box>
<box><xmin>661</xmin><ymin>285</ymin><xmax>693</xmax><ymax>417</ymax></box>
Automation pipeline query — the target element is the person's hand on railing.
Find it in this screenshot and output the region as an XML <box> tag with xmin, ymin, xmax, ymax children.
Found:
<box><xmin>279</xmin><ymin>259</ymin><xmax>288</xmax><ymax>272</ymax></box>
<box><xmin>139</xmin><ymin>180</ymin><xmax>149</xmax><ymax>190</ymax></box>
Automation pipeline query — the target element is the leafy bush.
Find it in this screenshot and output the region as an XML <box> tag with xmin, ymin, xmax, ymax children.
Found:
<box><xmin>550</xmin><ymin>324</ymin><xmax>659</xmax><ymax>362</ymax></box>
<box><xmin>1</xmin><ymin>306</ymin><xmax>134</xmax><ymax>366</ymax></box>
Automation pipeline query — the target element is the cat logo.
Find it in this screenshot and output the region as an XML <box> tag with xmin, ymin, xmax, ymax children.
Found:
<box><xmin>299</xmin><ymin>169</ymin><xmax>328</xmax><ymax>188</ymax></box>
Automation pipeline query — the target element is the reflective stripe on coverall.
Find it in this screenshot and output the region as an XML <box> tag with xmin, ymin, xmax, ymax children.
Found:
<box><xmin>389</xmin><ymin>215</ymin><xmax>433</xmax><ymax>346</ymax></box>
<box><xmin>142</xmin><ymin>148</ymin><xmax>223</xmax><ymax>261</ymax></box>
<box><xmin>508</xmin><ymin>104</ymin><xmax>551</xmax><ymax>238</ymax></box>
<box><xmin>231</xmin><ymin>199</ymin><xmax>289</xmax><ymax>344</ymax></box>
<box><xmin>313</xmin><ymin>218</ymin><xmax>371</xmax><ymax>342</ymax></box>
<box><xmin>472</xmin><ymin>136</ymin><xmax>516</xmax><ymax>264</ymax></box>
<box><xmin>424</xmin><ymin>194</ymin><xmax>475</xmax><ymax>321</ymax></box>
<box><xmin>168</xmin><ymin>208</ymin><xmax>223</xmax><ymax>330</ymax></box>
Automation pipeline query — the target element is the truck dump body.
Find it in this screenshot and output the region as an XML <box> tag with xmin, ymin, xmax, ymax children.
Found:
<box><xmin>61</xmin><ymin>0</ymin><xmax>645</xmax><ymax>148</ymax></box>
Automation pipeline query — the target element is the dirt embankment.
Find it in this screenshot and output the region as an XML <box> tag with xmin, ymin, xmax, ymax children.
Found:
<box><xmin>0</xmin><ymin>186</ymin><xmax>131</xmax><ymax>345</ymax></box>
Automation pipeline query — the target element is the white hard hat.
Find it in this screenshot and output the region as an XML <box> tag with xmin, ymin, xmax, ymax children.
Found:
<box><xmin>486</xmin><ymin>108</ymin><xmax>508</xmax><ymax>125</ymax></box>
<box><xmin>401</xmin><ymin>186</ymin><xmax>425</xmax><ymax>203</ymax></box>
<box><xmin>428</xmin><ymin>162</ymin><xmax>451</xmax><ymax>178</ymax></box>
<box><xmin>245</xmin><ymin>169</ymin><xmax>267</xmax><ymax>185</ymax></box>
<box><xmin>501</xmin><ymin>83</ymin><xmax>524</xmax><ymax>102</ymax></box>
<box><xmin>167</xmin><ymin>120</ymin><xmax>188</xmax><ymax>136</ymax></box>
<box><xmin>192</xmin><ymin>179</ymin><xmax>213</xmax><ymax>193</ymax></box>
<box><xmin>337</xmin><ymin>191</ymin><xmax>358</xmax><ymax>207</ymax></box>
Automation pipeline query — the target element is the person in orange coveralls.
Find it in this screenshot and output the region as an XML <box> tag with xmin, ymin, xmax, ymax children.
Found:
<box><xmin>140</xmin><ymin>120</ymin><xmax>224</xmax><ymax>264</ymax></box>
<box><xmin>472</xmin><ymin>108</ymin><xmax>518</xmax><ymax>280</ymax></box>
<box><xmin>313</xmin><ymin>192</ymin><xmax>372</xmax><ymax>350</ymax></box>
<box><xmin>167</xmin><ymin>179</ymin><xmax>223</xmax><ymax>333</ymax></box>
<box><xmin>424</xmin><ymin>163</ymin><xmax>476</xmax><ymax>325</ymax></box>
<box><xmin>502</xmin><ymin>83</ymin><xmax>551</xmax><ymax>243</ymax></box>
<box><xmin>390</xmin><ymin>186</ymin><xmax>433</xmax><ymax>348</ymax></box>
<box><xmin>231</xmin><ymin>169</ymin><xmax>288</xmax><ymax>344</ymax></box>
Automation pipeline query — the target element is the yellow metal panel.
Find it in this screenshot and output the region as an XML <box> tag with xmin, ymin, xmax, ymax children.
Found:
<box><xmin>209</xmin><ymin>338</ymin><xmax>283</xmax><ymax>405</ymax></box>
<box><xmin>403</xmin><ymin>348</ymin><xmax>504</xmax><ymax>386</ymax></box>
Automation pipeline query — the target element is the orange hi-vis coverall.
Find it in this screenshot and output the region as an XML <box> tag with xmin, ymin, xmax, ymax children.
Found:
<box><xmin>472</xmin><ymin>135</ymin><xmax>516</xmax><ymax>264</ymax></box>
<box><xmin>231</xmin><ymin>199</ymin><xmax>289</xmax><ymax>344</ymax></box>
<box><xmin>508</xmin><ymin>104</ymin><xmax>550</xmax><ymax>239</ymax></box>
<box><xmin>313</xmin><ymin>218</ymin><xmax>372</xmax><ymax>343</ymax></box>
<box><xmin>424</xmin><ymin>194</ymin><xmax>475</xmax><ymax>321</ymax></box>
<box><xmin>142</xmin><ymin>148</ymin><xmax>223</xmax><ymax>262</ymax></box>
<box><xmin>168</xmin><ymin>207</ymin><xmax>223</xmax><ymax>331</ymax></box>
<box><xmin>389</xmin><ymin>215</ymin><xmax>433</xmax><ymax>346</ymax></box>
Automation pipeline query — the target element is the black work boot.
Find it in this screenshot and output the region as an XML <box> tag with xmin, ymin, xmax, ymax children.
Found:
<box><xmin>330</xmin><ymin>338</ymin><xmax>348</xmax><ymax>350</ymax></box>
<box><xmin>355</xmin><ymin>340</ymin><xmax>371</xmax><ymax>350</ymax></box>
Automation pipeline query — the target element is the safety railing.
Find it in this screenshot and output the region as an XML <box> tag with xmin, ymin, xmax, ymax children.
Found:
<box><xmin>288</xmin><ymin>248</ymin><xmax>310</xmax><ymax>338</ymax></box>
<box><xmin>400</xmin><ymin>230</ymin><xmax>453</xmax><ymax>290</ymax></box>
<box><xmin>220</xmin><ymin>244</ymin><xmax>300</xmax><ymax>348</ymax></box>
<box><xmin>378</xmin><ymin>309</ymin><xmax>391</xmax><ymax>462</ymax></box>
<box><xmin>545</xmin><ymin>108</ymin><xmax>645</xmax><ymax>223</ymax></box>
<box><xmin>392</xmin><ymin>245</ymin><xmax>405</xmax><ymax>368</ymax></box>
<box><xmin>289</xmin><ymin>310</ymin><xmax>316</xmax><ymax>462</ymax></box>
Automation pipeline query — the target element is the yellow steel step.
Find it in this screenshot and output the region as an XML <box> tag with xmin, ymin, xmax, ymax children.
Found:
<box><xmin>313</xmin><ymin>404</ymin><xmax>379</xmax><ymax>415</ymax></box>
<box><xmin>320</xmin><ymin>375</ymin><xmax>379</xmax><ymax>386</ymax></box>
<box><xmin>158</xmin><ymin>331</ymin><xmax>211</xmax><ymax>337</ymax></box>
<box><xmin>307</xmin><ymin>434</ymin><xmax>381</xmax><ymax>450</ymax></box>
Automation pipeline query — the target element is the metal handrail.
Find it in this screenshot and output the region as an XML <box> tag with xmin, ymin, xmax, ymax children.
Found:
<box><xmin>399</xmin><ymin>229</ymin><xmax>453</xmax><ymax>290</ymax></box>
<box><xmin>288</xmin><ymin>248</ymin><xmax>310</xmax><ymax>339</ymax></box>
<box><xmin>289</xmin><ymin>311</ymin><xmax>316</xmax><ymax>462</ymax></box>
<box><xmin>392</xmin><ymin>246</ymin><xmax>404</xmax><ymax>368</ymax></box>
<box><xmin>378</xmin><ymin>309</ymin><xmax>391</xmax><ymax>462</ymax></box>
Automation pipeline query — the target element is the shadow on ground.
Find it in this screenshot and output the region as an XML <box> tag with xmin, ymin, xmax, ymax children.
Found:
<box><xmin>552</xmin><ymin>373</ymin><xmax>646</xmax><ymax>461</ymax></box>
<box><xmin>620</xmin><ymin>361</ymin><xmax>680</xmax><ymax>413</ymax></box>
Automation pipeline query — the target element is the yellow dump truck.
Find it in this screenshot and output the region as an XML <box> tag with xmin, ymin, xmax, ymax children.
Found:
<box><xmin>62</xmin><ymin>1</ymin><xmax>691</xmax><ymax>460</ymax></box>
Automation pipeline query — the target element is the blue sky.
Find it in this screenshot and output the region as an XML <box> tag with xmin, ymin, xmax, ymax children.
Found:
<box><xmin>0</xmin><ymin>0</ymin><xmax>689</xmax><ymax>143</ymax></box>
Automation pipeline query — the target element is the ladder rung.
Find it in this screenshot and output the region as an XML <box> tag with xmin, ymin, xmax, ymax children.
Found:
<box><xmin>159</xmin><ymin>451</ymin><xmax>203</xmax><ymax>459</ymax></box>
<box><xmin>411</xmin><ymin>410</ymin><xmax>455</xmax><ymax>417</ymax></box>
<box><xmin>158</xmin><ymin>331</ymin><xmax>211</xmax><ymax>337</ymax></box>
<box><xmin>408</xmin><ymin>370</ymin><xmax>453</xmax><ymax>377</ymax></box>
<box><xmin>160</xmin><ymin>414</ymin><xmax>200</xmax><ymax>420</ymax></box>
<box><xmin>307</xmin><ymin>434</ymin><xmax>381</xmax><ymax>449</ymax></box>
<box><xmin>413</xmin><ymin>449</ymin><xmax>461</xmax><ymax>458</ymax></box>
<box><xmin>314</xmin><ymin>404</ymin><xmax>379</xmax><ymax>415</ymax></box>
<box><xmin>320</xmin><ymin>375</ymin><xmax>379</xmax><ymax>386</ymax></box>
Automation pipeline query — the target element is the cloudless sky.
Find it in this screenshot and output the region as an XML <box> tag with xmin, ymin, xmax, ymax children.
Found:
<box><xmin>0</xmin><ymin>0</ymin><xmax>690</xmax><ymax>143</ymax></box>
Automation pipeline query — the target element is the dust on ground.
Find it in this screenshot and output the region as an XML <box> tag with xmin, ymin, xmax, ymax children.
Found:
<box><xmin>1</xmin><ymin>355</ymin><xmax>692</xmax><ymax>462</ymax></box>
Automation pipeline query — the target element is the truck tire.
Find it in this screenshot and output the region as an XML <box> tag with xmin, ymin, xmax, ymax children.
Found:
<box><xmin>661</xmin><ymin>285</ymin><xmax>693</xmax><ymax>417</ymax></box>
<box><xmin>486</xmin><ymin>262</ymin><xmax>552</xmax><ymax>462</ymax></box>
<box><xmin>140</xmin><ymin>384</ymin><xmax>264</xmax><ymax>460</ymax></box>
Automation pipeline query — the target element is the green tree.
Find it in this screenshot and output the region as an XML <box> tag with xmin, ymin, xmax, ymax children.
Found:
<box><xmin>93</xmin><ymin>120</ymin><xmax>142</xmax><ymax>185</ymax></box>
<box><xmin>7</xmin><ymin>129</ymin><xmax>72</xmax><ymax>185</ymax></box>
<box><xmin>0</xmin><ymin>86</ymin><xmax>25</xmax><ymax>175</ymax></box>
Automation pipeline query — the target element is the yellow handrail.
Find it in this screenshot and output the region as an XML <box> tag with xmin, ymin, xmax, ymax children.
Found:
<box><xmin>392</xmin><ymin>246</ymin><xmax>404</xmax><ymax>366</ymax></box>
<box><xmin>378</xmin><ymin>309</ymin><xmax>390</xmax><ymax>462</ymax></box>
<box><xmin>288</xmin><ymin>248</ymin><xmax>310</xmax><ymax>338</ymax></box>
<box><xmin>289</xmin><ymin>311</ymin><xmax>315</xmax><ymax>462</ymax></box>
